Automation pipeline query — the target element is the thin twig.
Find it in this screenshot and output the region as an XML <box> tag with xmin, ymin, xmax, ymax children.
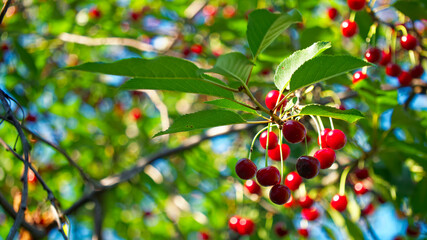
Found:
<box><xmin>0</xmin><ymin>0</ymin><xmax>12</xmax><ymax>25</ymax></box>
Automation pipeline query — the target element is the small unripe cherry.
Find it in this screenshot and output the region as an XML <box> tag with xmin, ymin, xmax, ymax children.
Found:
<box><xmin>256</xmin><ymin>166</ymin><xmax>281</xmax><ymax>186</ymax></box>
<box><xmin>269</xmin><ymin>184</ymin><xmax>291</xmax><ymax>205</ymax></box>
<box><xmin>326</xmin><ymin>129</ymin><xmax>347</xmax><ymax>150</ymax></box>
<box><xmin>353</xmin><ymin>71</ymin><xmax>367</xmax><ymax>84</ymax></box>
<box><xmin>296</xmin><ymin>156</ymin><xmax>320</xmax><ymax>179</ymax></box>
<box><xmin>284</xmin><ymin>172</ymin><xmax>303</xmax><ymax>191</ymax></box>
<box><xmin>314</xmin><ymin>148</ymin><xmax>336</xmax><ymax>169</ymax></box>
<box><xmin>298</xmin><ymin>195</ymin><xmax>314</xmax><ymax>208</ymax></box>
<box><xmin>400</xmin><ymin>34</ymin><xmax>417</xmax><ymax>50</ymax></box>
<box><xmin>235</xmin><ymin>158</ymin><xmax>257</xmax><ymax>180</ymax></box>
<box><xmin>386</xmin><ymin>63</ymin><xmax>401</xmax><ymax>77</ymax></box>
<box><xmin>354</xmin><ymin>182</ymin><xmax>368</xmax><ymax>195</ymax></box>
<box><xmin>327</xmin><ymin>7</ymin><xmax>338</xmax><ymax>20</ymax></box>
<box><xmin>341</xmin><ymin>20</ymin><xmax>358</xmax><ymax>37</ymax></box>
<box><xmin>244</xmin><ymin>180</ymin><xmax>261</xmax><ymax>195</ymax></box>
<box><xmin>398</xmin><ymin>71</ymin><xmax>412</xmax><ymax>86</ymax></box>
<box><xmin>347</xmin><ymin>0</ymin><xmax>366</xmax><ymax>11</ymax></box>
<box><xmin>282</xmin><ymin>120</ymin><xmax>306</xmax><ymax>143</ymax></box>
<box><xmin>302</xmin><ymin>207</ymin><xmax>319</xmax><ymax>221</ymax></box>
<box><xmin>318</xmin><ymin>128</ymin><xmax>331</xmax><ymax>148</ymax></box>
<box><xmin>268</xmin><ymin>143</ymin><xmax>290</xmax><ymax>161</ymax></box>
<box><xmin>330</xmin><ymin>194</ymin><xmax>348</xmax><ymax>212</ymax></box>
<box><xmin>259</xmin><ymin>131</ymin><xmax>278</xmax><ymax>150</ymax></box>
<box><xmin>409</xmin><ymin>65</ymin><xmax>424</xmax><ymax>78</ymax></box>
<box><xmin>265</xmin><ymin>90</ymin><xmax>286</xmax><ymax>110</ymax></box>
<box><xmin>364</xmin><ymin>48</ymin><xmax>381</xmax><ymax>63</ymax></box>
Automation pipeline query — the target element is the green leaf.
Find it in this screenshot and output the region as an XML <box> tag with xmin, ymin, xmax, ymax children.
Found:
<box><xmin>411</xmin><ymin>177</ymin><xmax>427</xmax><ymax>216</ymax></box>
<box><xmin>69</xmin><ymin>56</ymin><xmax>234</xmax><ymax>99</ymax></box>
<box><xmin>154</xmin><ymin>109</ymin><xmax>246</xmax><ymax>137</ymax></box>
<box><xmin>344</xmin><ymin>217</ymin><xmax>364</xmax><ymax>240</ymax></box>
<box><xmin>322</xmin><ymin>225</ymin><xmax>337</xmax><ymax>240</ymax></box>
<box><xmin>274</xmin><ymin>41</ymin><xmax>331</xmax><ymax>91</ymax></box>
<box><xmin>393</xmin><ymin>0</ymin><xmax>427</xmax><ymax>20</ymax></box>
<box><xmin>300</xmin><ymin>104</ymin><xmax>364</xmax><ymax>123</ymax></box>
<box><xmin>355</xmin><ymin>80</ymin><xmax>398</xmax><ymax>114</ymax></box>
<box><xmin>247</xmin><ymin>9</ymin><xmax>302</xmax><ymax>59</ymax></box>
<box><xmin>14</xmin><ymin>40</ymin><xmax>38</xmax><ymax>76</ymax></box>
<box><xmin>205</xmin><ymin>99</ymin><xmax>258</xmax><ymax>114</ymax></box>
<box><xmin>202</xmin><ymin>52</ymin><xmax>254</xmax><ymax>83</ymax></box>
<box><xmin>289</xmin><ymin>55</ymin><xmax>372</xmax><ymax>92</ymax></box>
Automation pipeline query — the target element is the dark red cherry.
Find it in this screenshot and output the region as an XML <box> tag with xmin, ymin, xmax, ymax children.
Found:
<box><xmin>244</xmin><ymin>180</ymin><xmax>261</xmax><ymax>195</ymax></box>
<box><xmin>341</xmin><ymin>20</ymin><xmax>358</xmax><ymax>37</ymax></box>
<box><xmin>326</xmin><ymin>129</ymin><xmax>347</xmax><ymax>150</ymax></box>
<box><xmin>354</xmin><ymin>182</ymin><xmax>368</xmax><ymax>195</ymax></box>
<box><xmin>353</xmin><ymin>71</ymin><xmax>367</xmax><ymax>84</ymax></box>
<box><xmin>26</xmin><ymin>114</ymin><xmax>37</xmax><ymax>122</ymax></box>
<box><xmin>285</xmin><ymin>172</ymin><xmax>303</xmax><ymax>191</ymax></box>
<box><xmin>130</xmin><ymin>11</ymin><xmax>141</xmax><ymax>21</ymax></box>
<box><xmin>318</xmin><ymin>128</ymin><xmax>331</xmax><ymax>148</ymax></box>
<box><xmin>296</xmin><ymin>156</ymin><xmax>320</xmax><ymax>179</ymax></box>
<box><xmin>256</xmin><ymin>166</ymin><xmax>281</xmax><ymax>186</ymax></box>
<box><xmin>361</xmin><ymin>203</ymin><xmax>375</xmax><ymax>216</ymax></box>
<box><xmin>283</xmin><ymin>194</ymin><xmax>295</xmax><ymax>208</ymax></box>
<box><xmin>269</xmin><ymin>184</ymin><xmax>291</xmax><ymax>205</ymax></box>
<box><xmin>265</xmin><ymin>90</ymin><xmax>286</xmax><ymax>110</ymax></box>
<box><xmin>330</xmin><ymin>194</ymin><xmax>348</xmax><ymax>212</ymax></box>
<box><xmin>235</xmin><ymin>158</ymin><xmax>257</xmax><ymax>180</ymax></box>
<box><xmin>410</xmin><ymin>65</ymin><xmax>424</xmax><ymax>78</ymax></box>
<box><xmin>406</xmin><ymin>225</ymin><xmax>420</xmax><ymax>238</ymax></box>
<box><xmin>268</xmin><ymin>143</ymin><xmax>290</xmax><ymax>161</ymax></box>
<box><xmin>259</xmin><ymin>131</ymin><xmax>278</xmax><ymax>150</ymax></box>
<box><xmin>298</xmin><ymin>195</ymin><xmax>314</xmax><ymax>208</ymax></box>
<box><xmin>237</xmin><ymin>218</ymin><xmax>255</xmax><ymax>235</ymax></box>
<box><xmin>298</xmin><ymin>228</ymin><xmax>309</xmax><ymax>238</ymax></box>
<box><xmin>379</xmin><ymin>50</ymin><xmax>391</xmax><ymax>66</ymax></box>
<box><xmin>327</xmin><ymin>7</ymin><xmax>338</xmax><ymax>20</ymax></box>
<box><xmin>365</xmin><ymin>48</ymin><xmax>381</xmax><ymax>63</ymax></box>
<box><xmin>400</xmin><ymin>34</ymin><xmax>417</xmax><ymax>50</ymax></box>
<box><xmin>228</xmin><ymin>215</ymin><xmax>240</xmax><ymax>232</ymax></box>
<box><xmin>190</xmin><ymin>44</ymin><xmax>203</xmax><ymax>54</ymax></box>
<box><xmin>302</xmin><ymin>207</ymin><xmax>319</xmax><ymax>221</ymax></box>
<box><xmin>274</xmin><ymin>222</ymin><xmax>289</xmax><ymax>237</ymax></box>
<box><xmin>282</xmin><ymin>120</ymin><xmax>306</xmax><ymax>143</ymax></box>
<box><xmin>354</xmin><ymin>168</ymin><xmax>369</xmax><ymax>180</ymax></box>
<box><xmin>347</xmin><ymin>0</ymin><xmax>366</xmax><ymax>10</ymax></box>
<box><xmin>314</xmin><ymin>148</ymin><xmax>336</xmax><ymax>169</ymax></box>
<box><xmin>398</xmin><ymin>71</ymin><xmax>412</xmax><ymax>86</ymax></box>
<box><xmin>386</xmin><ymin>63</ymin><xmax>401</xmax><ymax>77</ymax></box>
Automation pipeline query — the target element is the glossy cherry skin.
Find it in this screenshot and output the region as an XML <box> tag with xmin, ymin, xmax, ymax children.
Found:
<box><xmin>228</xmin><ymin>215</ymin><xmax>240</xmax><ymax>232</ymax></box>
<box><xmin>354</xmin><ymin>182</ymin><xmax>369</xmax><ymax>195</ymax></box>
<box><xmin>354</xmin><ymin>168</ymin><xmax>369</xmax><ymax>180</ymax></box>
<box><xmin>406</xmin><ymin>225</ymin><xmax>420</xmax><ymax>238</ymax></box>
<box><xmin>341</xmin><ymin>20</ymin><xmax>358</xmax><ymax>37</ymax></box>
<box><xmin>365</xmin><ymin>48</ymin><xmax>381</xmax><ymax>63</ymax></box>
<box><xmin>282</xmin><ymin>120</ymin><xmax>306</xmax><ymax>143</ymax></box>
<box><xmin>244</xmin><ymin>180</ymin><xmax>261</xmax><ymax>195</ymax></box>
<box><xmin>256</xmin><ymin>166</ymin><xmax>281</xmax><ymax>186</ymax></box>
<box><xmin>379</xmin><ymin>50</ymin><xmax>391</xmax><ymax>66</ymax></box>
<box><xmin>270</xmin><ymin>184</ymin><xmax>291</xmax><ymax>205</ymax></box>
<box><xmin>237</xmin><ymin>218</ymin><xmax>255</xmax><ymax>235</ymax></box>
<box><xmin>298</xmin><ymin>228</ymin><xmax>309</xmax><ymax>238</ymax></box>
<box><xmin>265</xmin><ymin>90</ymin><xmax>286</xmax><ymax>110</ymax></box>
<box><xmin>347</xmin><ymin>0</ymin><xmax>366</xmax><ymax>11</ymax></box>
<box><xmin>410</xmin><ymin>65</ymin><xmax>424</xmax><ymax>78</ymax></box>
<box><xmin>285</xmin><ymin>172</ymin><xmax>303</xmax><ymax>191</ymax></box>
<box><xmin>326</xmin><ymin>129</ymin><xmax>347</xmax><ymax>150</ymax></box>
<box><xmin>299</xmin><ymin>195</ymin><xmax>314</xmax><ymax>208</ymax></box>
<box><xmin>283</xmin><ymin>194</ymin><xmax>295</xmax><ymax>208</ymax></box>
<box><xmin>331</xmin><ymin>194</ymin><xmax>348</xmax><ymax>212</ymax></box>
<box><xmin>274</xmin><ymin>222</ymin><xmax>289</xmax><ymax>237</ymax></box>
<box><xmin>386</xmin><ymin>63</ymin><xmax>401</xmax><ymax>77</ymax></box>
<box><xmin>314</xmin><ymin>148</ymin><xmax>336</xmax><ymax>169</ymax></box>
<box><xmin>398</xmin><ymin>71</ymin><xmax>412</xmax><ymax>86</ymax></box>
<box><xmin>296</xmin><ymin>156</ymin><xmax>320</xmax><ymax>179</ymax></box>
<box><xmin>318</xmin><ymin>128</ymin><xmax>331</xmax><ymax>148</ymax></box>
<box><xmin>400</xmin><ymin>34</ymin><xmax>417</xmax><ymax>50</ymax></box>
<box><xmin>361</xmin><ymin>203</ymin><xmax>375</xmax><ymax>216</ymax></box>
<box><xmin>190</xmin><ymin>44</ymin><xmax>203</xmax><ymax>54</ymax></box>
<box><xmin>327</xmin><ymin>7</ymin><xmax>338</xmax><ymax>20</ymax></box>
<box><xmin>235</xmin><ymin>158</ymin><xmax>257</xmax><ymax>180</ymax></box>
<box><xmin>302</xmin><ymin>207</ymin><xmax>319</xmax><ymax>221</ymax></box>
<box><xmin>352</xmin><ymin>71</ymin><xmax>367</xmax><ymax>84</ymax></box>
<box><xmin>268</xmin><ymin>143</ymin><xmax>290</xmax><ymax>161</ymax></box>
<box><xmin>259</xmin><ymin>131</ymin><xmax>278</xmax><ymax>150</ymax></box>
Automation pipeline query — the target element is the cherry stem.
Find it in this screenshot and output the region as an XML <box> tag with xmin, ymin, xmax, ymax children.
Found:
<box><xmin>391</xmin><ymin>29</ymin><xmax>397</xmax><ymax>62</ymax></box>
<box><xmin>279</xmin><ymin>129</ymin><xmax>284</xmax><ymax>183</ymax></box>
<box><xmin>409</xmin><ymin>50</ymin><xmax>416</xmax><ymax>65</ymax></box>
<box><xmin>367</xmin><ymin>23</ymin><xmax>378</xmax><ymax>45</ymax></box>
<box><xmin>395</xmin><ymin>24</ymin><xmax>408</xmax><ymax>36</ymax></box>
<box><xmin>339</xmin><ymin>166</ymin><xmax>351</xmax><ymax>195</ymax></box>
<box><xmin>265</xmin><ymin>123</ymin><xmax>272</xmax><ymax>168</ymax></box>
<box><xmin>300</xmin><ymin>182</ymin><xmax>307</xmax><ymax>196</ymax></box>
<box><xmin>362</xmin><ymin>66</ymin><xmax>368</xmax><ymax>75</ymax></box>
<box><xmin>310</xmin><ymin>115</ymin><xmax>322</xmax><ymax>149</ymax></box>
<box><xmin>304</xmin><ymin>134</ymin><xmax>308</xmax><ymax>156</ymax></box>
<box><xmin>329</xmin><ymin>117</ymin><xmax>335</xmax><ymax>130</ymax></box>
<box><xmin>316</xmin><ymin>116</ymin><xmax>325</xmax><ymax>131</ymax></box>
<box><xmin>248</xmin><ymin>126</ymin><xmax>269</xmax><ymax>160</ymax></box>
<box><xmin>349</xmin><ymin>11</ymin><xmax>356</xmax><ymax>22</ymax></box>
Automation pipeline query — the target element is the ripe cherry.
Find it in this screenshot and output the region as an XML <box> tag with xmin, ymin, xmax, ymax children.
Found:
<box><xmin>354</xmin><ymin>168</ymin><xmax>369</xmax><ymax>180</ymax></box>
<box><xmin>314</xmin><ymin>148</ymin><xmax>336</xmax><ymax>169</ymax></box>
<box><xmin>398</xmin><ymin>71</ymin><xmax>412</xmax><ymax>86</ymax></box>
<box><xmin>282</xmin><ymin>120</ymin><xmax>306</xmax><ymax>143</ymax></box>
<box><xmin>386</xmin><ymin>63</ymin><xmax>401</xmax><ymax>77</ymax></box>
<box><xmin>269</xmin><ymin>184</ymin><xmax>291</xmax><ymax>205</ymax></box>
<box><xmin>296</xmin><ymin>156</ymin><xmax>320</xmax><ymax>179</ymax></box>
<box><xmin>347</xmin><ymin>0</ymin><xmax>366</xmax><ymax>11</ymax></box>
<box><xmin>341</xmin><ymin>20</ymin><xmax>358</xmax><ymax>37</ymax></box>
<box><xmin>285</xmin><ymin>172</ymin><xmax>303</xmax><ymax>191</ymax></box>
<box><xmin>130</xmin><ymin>11</ymin><xmax>141</xmax><ymax>21</ymax></box>
<box><xmin>244</xmin><ymin>180</ymin><xmax>261</xmax><ymax>195</ymax></box>
<box><xmin>89</xmin><ymin>7</ymin><xmax>102</xmax><ymax>19</ymax></box>
<box><xmin>298</xmin><ymin>228</ymin><xmax>309</xmax><ymax>238</ymax></box>
<box><xmin>256</xmin><ymin>166</ymin><xmax>281</xmax><ymax>186</ymax></box>
<box><xmin>400</xmin><ymin>34</ymin><xmax>417</xmax><ymax>50</ymax></box>
<box><xmin>198</xmin><ymin>231</ymin><xmax>210</xmax><ymax>240</ymax></box>
<box><xmin>361</xmin><ymin>203</ymin><xmax>375</xmax><ymax>216</ymax></box>
<box><xmin>302</xmin><ymin>207</ymin><xmax>319</xmax><ymax>221</ymax></box>
<box><xmin>268</xmin><ymin>143</ymin><xmax>290</xmax><ymax>161</ymax></box>
<box><xmin>26</xmin><ymin>114</ymin><xmax>37</xmax><ymax>122</ymax></box>
<box><xmin>259</xmin><ymin>131</ymin><xmax>278</xmax><ymax>150</ymax></box>
<box><xmin>326</xmin><ymin>129</ymin><xmax>347</xmax><ymax>150</ymax></box>
<box><xmin>274</xmin><ymin>222</ymin><xmax>289</xmax><ymax>237</ymax></box>
<box><xmin>327</xmin><ymin>7</ymin><xmax>338</xmax><ymax>20</ymax></box>
<box><xmin>237</xmin><ymin>218</ymin><xmax>255</xmax><ymax>235</ymax></box>
<box><xmin>410</xmin><ymin>65</ymin><xmax>424</xmax><ymax>78</ymax></box>
<box><xmin>228</xmin><ymin>216</ymin><xmax>240</xmax><ymax>232</ymax></box>
<box><xmin>1</xmin><ymin>43</ymin><xmax>9</xmax><ymax>52</ymax></box>
<box><xmin>330</xmin><ymin>194</ymin><xmax>348</xmax><ymax>212</ymax></box>
<box><xmin>130</xmin><ymin>108</ymin><xmax>142</xmax><ymax>121</ymax></box>
<box><xmin>202</xmin><ymin>5</ymin><xmax>217</xmax><ymax>17</ymax></box>
<box><xmin>365</xmin><ymin>48</ymin><xmax>381</xmax><ymax>63</ymax></box>
<box><xmin>354</xmin><ymin>182</ymin><xmax>368</xmax><ymax>195</ymax></box>
<box><xmin>235</xmin><ymin>158</ymin><xmax>257</xmax><ymax>180</ymax></box>
<box><xmin>406</xmin><ymin>225</ymin><xmax>420</xmax><ymax>238</ymax></box>
<box><xmin>318</xmin><ymin>128</ymin><xmax>331</xmax><ymax>148</ymax></box>
<box><xmin>298</xmin><ymin>195</ymin><xmax>314</xmax><ymax>209</ymax></box>
<box><xmin>222</xmin><ymin>6</ymin><xmax>236</xmax><ymax>18</ymax></box>
<box><xmin>283</xmin><ymin>194</ymin><xmax>295</xmax><ymax>208</ymax></box>
<box><xmin>379</xmin><ymin>50</ymin><xmax>391</xmax><ymax>66</ymax></box>
<box><xmin>265</xmin><ymin>90</ymin><xmax>286</xmax><ymax>110</ymax></box>
<box><xmin>190</xmin><ymin>44</ymin><xmax>203</xmax><ymax>54</ymax></box>
<box><xmin>352</xmin><ymin>71</ymin><xmax>367</xmax><ymax>84</ymax></box>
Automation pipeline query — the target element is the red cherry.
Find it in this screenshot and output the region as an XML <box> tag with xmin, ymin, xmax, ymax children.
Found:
<box><xmin>302</xmin><ymin>207</ymin><xmax>319</xmax><ymax>221</ymax></box>
<box><xmin>1</xmin><ymin>43</ymin><xmax>9</xmax><ymax>51</ymax></box>
<box><xmin>354</xmin><ymin>168</ymin><xmax>369</xmax><ymax>180</ymax></box>
<box><xmin>282</xmin><ymin>120</ymin><xmax>306</xmax><ymax>144</ymax></box>
<box><xmin>298</xmin><ymin>195</ymin><xmax>314</xmax><ymax>209</ymax></box>
<box><xmin>377</xmin><ymin>195</ymin><xmax>386</xmax><ymax>204</ymax></box>
<box><xmin>330</xmin><ymin>194</ymin><xmax>348</xmax><ymax>212</ymax></box>
<box><xmin>244</xmin><ymin>180</ymin><xmax>261</xmax><ymax>195</ymax></box>
<box><xmin>265</xmin><ymin>90</ymin><xmax>286</xmax><ymax>110</ymax></box>
<box><xmin>130</xmin><ymin>108</ymin><xmax>142</xmax><ymax>121</ymax></box>
<box><xmin>198</xmin><ymin>231</ymin><xmax>210</xmax><ymax>240</ymax></box>
<box><xmin>296</xmin><ymin>156</ymin><xmax>320</xmax><ymax>179</ymax></box>
<box><xmin>259</xmin><ymin>131</ymin><xmax>278</xmax><ymax>150</ymax></box>
<box><xmin>237</xmin><ymin>218</ymin><xmax>255</xmax><ymax>235</ymax></box>
<box><xmin>361</xmin><ymin>203</ymin><xmax>375</xmax><ymax>216</ymax></box>
<box><xmin>365</xmin><ymin>48</ymin><xmax>381</xmax><ymax>63</ymax></box>
<box><xmin>326</xmin><ymin>129</ymin><xmax>347</xmax><ymax>150</ymax></box>
<box><xmin>314</xmin><ymin>148</ymin><xmax>336</xmax><ymax>169</ymax></box>
<box><xmin>190</xmin><ymin>44</ymin><xmax>203</xmax><ymax>54</ymax></box>
<box><xmin>89</xmin><ymin>7</ymin><xmax>101</xmax><ymax>19</ymax></box>
<box><xmin>256</xmin><ymin>166</ymin><xmax>281</xmax><ymax>186</ymax></box>
<box><xmin>410</xmin><ymin>65</ymin><xmax>424</xmax><ymax>78</ymax></box>
<box><xmin>26</xmin><ymin>114</ymin><xmax>37</xmax><ymax>122</ymax></box>
<box><xmin>341</xmin><ymin>20</ymin><xmax>358</xmax><ymax>37</ymax></box>
<box><xmin>268</xmin><ymin>143</ymin><xmax>290</xmax><ymax>161</ymax></box>
<box><xmin>269</xmin><ymin>184</ymin><xmax>291</xmax><ymax>205</ymax></box>
<box><xmin>274</xmin><ymin>222</ymin><xmax>289</xmax><ymax>237</ymax></box>
<box><xmin>285</xmin><ymin>172</ymin><xmax>302</xmax><ymax>191</ymax></box>
<box><xmin>130</xmin><ymin>11</ymin><xmax>141</xmax><ymax>21</ymax></box>
<box><xmin>235</xmin><ymin>158</ymin><xmax>257</xmax><ymax>180</ymax></box>
<box><xmin>398</xmin><ymin>71</ymin><xmax>412</xmax><ymax>86</ymax></box>
<box><xmin>283</xmin><ymin>194</ymin><xmax>295</xmax><ymax>208</ymax></box>
<box><xmin>406</xmin><ymin>225</ymin><xmax>420</xmax><ymax>238</ymax></box>
<box><xmin>386</xmin><ymin>63</ymin><xmax>401</xmax><ymax>77</ymax></box>
<box><xmin>318</xmin><ymin>128</ymin><xmax>331</xmax><ymax>148</ymax></box>
<box><xmin>347</xmin><ymin>0</ymin><xmax>366</xmax><ymax>11</ymax></box>
<box><xmin>203</xmin><ymin>5</ymin><xmax>217</xmax><ymax>17</ymax></box>
<box><xmin>400</xmin><ymin>34</ymin><xmax>417</xmax><ymax>50</ymax></box>
<box><xmin>354</xmin><ymin>182</ymin><xmax>368</xmax><ymax>195</ymax></box>
<box><xmin>228</xmin><ymin>215</ymin><xmax>240</xmax><ymax>231</ymax></box>
<box><xmin>353</xmin><ymin>71</ymin><xmax>367</xmax><ymax>84</ymax></box>
<box><xmin>327</xmin><ymin>7</ymin><xmax>338</xmax><ymax>20</ymax></box>
<box><xmin>222</xmin><ymin>6</ymin><xmax>236</xmax><ymax>18</ymax></box>
<box><xmin>298</xmin><ymin>228</ymin><xmax>309</xmax><ymax>238</ymax></box>
<box><xmin>379</xmin><ymin>50</ymin><xmax>392</xmax><ymax>66</ymax></box>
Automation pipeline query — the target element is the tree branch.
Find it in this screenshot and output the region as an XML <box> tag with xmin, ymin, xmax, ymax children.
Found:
<box><xmin>0</xmin><ymin>0</ymin><xmax>12</xmax><ymax>25</ymax></box>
